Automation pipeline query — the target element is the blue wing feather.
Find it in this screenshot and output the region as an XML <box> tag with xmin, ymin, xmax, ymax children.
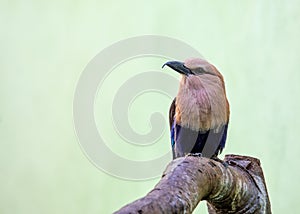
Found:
<box><xmin>219</xmin><ymin>124</ymin><xmax>228</xmax><ymax>150</ymax></box>
<box><xmin>170</xmin><ymin>122</ymin><xmax>175</xmax><ymax>147</ymax></box>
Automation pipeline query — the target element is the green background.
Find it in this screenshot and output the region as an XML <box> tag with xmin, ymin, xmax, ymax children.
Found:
<box><xmin>1</xmin><ymin>1</ymin><xmax>300</xmax><ymax>213</ymax></box>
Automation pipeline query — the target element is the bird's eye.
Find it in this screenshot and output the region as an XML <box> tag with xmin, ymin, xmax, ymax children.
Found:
<box><xmin>195</xmin><ymin>67</ymin><xmax>206</xmax><ymax>73</ymax></box>
<box><xmin>196</xmin><ymin>67</ymin><xmax>216</xmax><ymax>76</ymax></box>
<box><xmin>199</xmin><ymin>68</ymin><xmax>206</xmax><ymax>72</ymax></box>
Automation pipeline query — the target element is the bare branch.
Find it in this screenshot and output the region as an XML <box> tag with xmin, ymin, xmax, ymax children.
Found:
<box><xmin>114</xmin><ymin>155</ymin><xmax>271</xmax><ymax>214</ymax></box>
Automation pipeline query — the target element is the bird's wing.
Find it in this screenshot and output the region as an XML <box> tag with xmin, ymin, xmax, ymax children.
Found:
<box><xmin>168</xmin><ymin>98</ymin><xmax>176</xmax><ymax>131</ymax></box>
<box><xmin>169</xmin><ymin>98</ymin><xmax>176</xmax><ymax>158</ymax></box>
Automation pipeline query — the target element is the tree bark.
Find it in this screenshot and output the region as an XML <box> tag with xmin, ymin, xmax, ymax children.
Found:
<box><xmin>114</xmin><ymin>154</ymin><xmax>271</xmax><ymax>214</ymax></box>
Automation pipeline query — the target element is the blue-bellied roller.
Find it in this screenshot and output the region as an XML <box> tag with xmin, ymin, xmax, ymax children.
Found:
<box><xmin>163</xmin><ymin>58</ymin><xmax>230</xmax><ymax>159</ymax></box>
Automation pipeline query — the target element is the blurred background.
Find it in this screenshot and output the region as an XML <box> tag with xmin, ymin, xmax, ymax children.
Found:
<box><xmin>1</xmin><ymin>1</ymin><xmax>300</xmax><ymax>213</ymax></box>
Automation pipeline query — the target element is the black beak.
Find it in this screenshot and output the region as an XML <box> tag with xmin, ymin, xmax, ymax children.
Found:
<box><xmin>162</xmin><ymin>61</ymin><xmax>193</xmax><ymax>76</ymax></box>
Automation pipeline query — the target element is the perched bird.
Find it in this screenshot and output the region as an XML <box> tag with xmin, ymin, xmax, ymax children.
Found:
<box><xmin>162</xmin><ymin>58</ymin><xmax>230</xmax><ymax>159</ymax></box>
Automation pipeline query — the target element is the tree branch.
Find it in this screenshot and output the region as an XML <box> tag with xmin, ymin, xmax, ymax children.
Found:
<box><xmin>114</xmin><ymin>154</ymin><xmax>271</xmax><ymax>214</ymax></box>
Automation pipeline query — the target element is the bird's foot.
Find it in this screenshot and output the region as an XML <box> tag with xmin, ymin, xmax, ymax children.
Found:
<box><xmin>187</xmin><ymin>153</ymin><xmax>203</xmax><ymax>157</ymax></box>
<box><xmin>211</xmin><ymin>155</ymin><xmax>228</xmax><ymax>168</ymax></box>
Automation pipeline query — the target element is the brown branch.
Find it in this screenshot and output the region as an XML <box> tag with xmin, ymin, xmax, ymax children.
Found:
<box><xmin>114</xmin><ymin>154</ymin><xmax>271</xmax><ymax>214</ymax></box>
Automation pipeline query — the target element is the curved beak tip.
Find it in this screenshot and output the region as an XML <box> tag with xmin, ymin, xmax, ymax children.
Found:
<box><xmin>161</xmin><ymin>61</ymin><xmax>192</xmax><ymax>76</ymax></box>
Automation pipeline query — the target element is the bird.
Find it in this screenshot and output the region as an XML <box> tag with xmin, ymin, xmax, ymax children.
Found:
<box><xmin>162</xmin><ymin>58</ymin><xmax>230</xmax><ymax>160</ymax></box>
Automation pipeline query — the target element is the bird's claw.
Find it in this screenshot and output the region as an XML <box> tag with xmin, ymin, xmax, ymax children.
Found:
<box><xmin>187</xmin><ymin>153</ymin><xmax>203</xmax><ymax>157</ymax></box>
<box><xmin>211</xmin><ymin>155</ymin><xmax>228</xmax><ymax>168</ymax></box>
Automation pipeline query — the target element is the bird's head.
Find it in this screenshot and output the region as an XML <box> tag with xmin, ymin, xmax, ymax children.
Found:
<box><xmin>162</xmin><ymin>57</ymin><xmax>223</xmax><ymax>79</ymax></box>
<box><xmin>162</xmin><ymin>58</ymin><xmax>229</xmax><ymax>130</ymax></box>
